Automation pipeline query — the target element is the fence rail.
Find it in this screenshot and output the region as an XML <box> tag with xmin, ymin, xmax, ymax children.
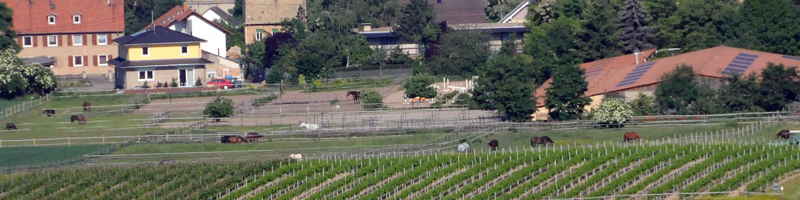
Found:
<box><xmin>0</xmin><ymin>94</ymin><xmax>50</xmax><ymax>120</ymax></box>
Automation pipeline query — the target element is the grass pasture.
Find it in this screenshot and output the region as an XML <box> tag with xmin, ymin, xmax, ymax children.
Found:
<box><xmin>0</xmin><ymin>144</ymin><xmax>112</xmax><ymax>168</ymax></box>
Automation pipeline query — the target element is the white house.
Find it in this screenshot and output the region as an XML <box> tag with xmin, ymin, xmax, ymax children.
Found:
<box><xmin>144</xmin><ymin>5</ymin><xmax>231</xmax><ymax>58</ymax></box>
<box><xmin>202</xmin><ymin>6</ymin><xmax>242</xmax><ymax>28</ymax></box>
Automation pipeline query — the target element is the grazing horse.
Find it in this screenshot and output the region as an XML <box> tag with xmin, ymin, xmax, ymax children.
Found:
<box><xmin>245</xmin><ymin>132</ymin><xmax>263</xmax><ymax>142</ymax></box>
<box><xmin>221</xmin><ymin>135</ymin><xmax>246</xmax><ymax>144</ymax></box>
<box><xmin>777</xmin><ymin>130</ymin><xmax>791</xmax><ymax>140</ymax></box>
<box><xmin>346</xmin><ymin>91</ymin><xmax>361</xmax><ymax>104</ymax></box>
<box><xmin>42</xmin><ymin>109</ymin><xmax>56</xmax><ymax>117</ymax></box>
<box><xmin>5</xmin><ymin>123</ymin><xmax>17</xmax><ymax>130</ymax></box>
<box><xmin>624</xmin><ymin>132</ymin><xmax>641</xmax><ymax>142</ymax></box>
<box><xmin>70</xmin><ymin>115</ymin><xmax>87</xmax><ymax>125</ymax></box>
<box><xmin>488</xmin><ymin>139</ymin><xmax>499</xmax><ymax>151</ymax></box>
<box><xmin>531</xmin><ymin>136</ymin><xmax>555</xmax><ymax>147</ymax></box>
<box><xmin>300</xmin><ymin>123</ymin><xmax>320</xmax><ymax>131</ymax></box>
<box><xmin>83</xmin><ymin>102</ymin><xmax>91</xmax><ymax>111</ymax></box>
<box><xmin>457</xmin><ymin>142</ymin><xmax>470</xmax><ymax>152</ymax></box>
<box><xmin>289</xmin><ymin>154</ymin><xmax>304</xmax><ymax>161</ymax></box>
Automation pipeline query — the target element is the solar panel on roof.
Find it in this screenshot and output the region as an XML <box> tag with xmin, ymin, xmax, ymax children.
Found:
<box><xmin>616</xmin><ymin>62</ymin><xmax>657</xmax><ymax>87</ymax></box>
<box><xmin>782</xmin><ymin>55</ymin><xmax>800</xmax><ymax>61</ymax></box>
<box><xmin>723</xmin><ymin>53</ymin><xmax>759</xmax><ymax>75</ymax></box>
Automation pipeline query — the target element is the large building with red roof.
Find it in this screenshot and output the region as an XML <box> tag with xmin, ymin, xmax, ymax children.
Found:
<box><xmin>5</xmin><ymin>0</ymin><xmax>124</xmax><ymax>76</ymax></box>
<box><xmin>533</xmin><ymin>46</ymin><xmax>800</xmax><ymax>120</ymax></box>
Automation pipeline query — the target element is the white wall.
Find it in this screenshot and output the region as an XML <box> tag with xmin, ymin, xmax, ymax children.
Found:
<box><xmin>187</xmin><ymin>15</ymin><xmax>228</xmax><ymax>58</ymax></box>
<box><xmin>202</xmin><ymin>11</ymin><xmax>223</xmax><ymax>23</ymax></box>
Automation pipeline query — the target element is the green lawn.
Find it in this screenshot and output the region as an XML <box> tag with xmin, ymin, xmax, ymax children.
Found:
<box><xmin>780</xmin><ymin>174</ymin><xmax>800</xmax><ymax>199</ymax></box>
<box><xmin>694</xmin><ymin>195</ymin><xmax>781</xmax><ymax>200</ymax></box>
<box><xmin>0</xmin><ymin>144</ymin><xmax>112</xmax><ymax>168</ymax></box>
<box><xmin>0</xmin><ymin>95</ymin><xmax>42</xmax><ymax>111</ymax></box>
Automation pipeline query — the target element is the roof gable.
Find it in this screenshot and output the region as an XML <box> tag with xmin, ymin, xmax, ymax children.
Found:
<box><xmin>6</xmin><ymin>0</ymin><xmax>125</xmax><ymax>34</ymax></box>
<box><xmin>113</xmin><ymin>26</ymin><xmax>206</xmax><ymax>45</ymax></box>
<box><xmin>143</xmin><ymin>6</ymin><xmax>232</xmax><ymax>34</ymax></box>
<box><xmin>204</xmin><ymin>6</ymin><xmax>242</xmax><ymax>26</ymax></box>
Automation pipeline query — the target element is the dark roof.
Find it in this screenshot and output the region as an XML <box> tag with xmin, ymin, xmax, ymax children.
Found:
<box><xmin>113</xmin><ymin>26</ymin><xmax>207</xmax><ymax>45</ymax></box>
<box><xmin>399</xmin><ymin>0</ymin><xmax>487</xmax><ymax>24</ymax></box>
<box><xmin>109</xmin><ymin>57</ymin><xmax>212</xmax><ymax>69</ymax></box>
<box><xmin>24</xmin><ymin>56</ymin><xmax>56</xmax><ymax>66</ymax></box>
<box><xmin>205</xmin><ymin>6</ymin><xmax>242</xmax><ymax>26</ymax></box>
<box><xmin>143</xmin><ymin>6</ymin><xmax>232</xmax><ymax>34</ymax></box>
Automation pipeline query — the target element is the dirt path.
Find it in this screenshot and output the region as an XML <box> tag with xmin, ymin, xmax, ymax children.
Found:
<box><xmin>293</xmin><ymin>172</ymin><xmax>351</xmax><ymax>200</ymax></box>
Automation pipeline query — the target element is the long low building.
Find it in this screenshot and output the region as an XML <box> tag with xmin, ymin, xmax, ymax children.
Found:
<box><xmin>533</xmin><ymin>46</ymin><xmax>800</xmax><ymax>120</ymax></box>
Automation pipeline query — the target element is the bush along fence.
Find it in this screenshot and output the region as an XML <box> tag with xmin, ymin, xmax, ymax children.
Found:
<box><xmin>1</xmin><ymin>94</ymin><xmax>51</xmax><ymax>120</ymax></box>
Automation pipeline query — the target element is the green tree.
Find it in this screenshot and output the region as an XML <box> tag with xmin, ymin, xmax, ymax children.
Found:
<box><xmin>484</xmin><ymin>0</ymin><xmax>524</xmax><ymax>22</ymax></box>
<box><xmin>229</xmin><ymin>0</ymin><xmax>243</xmax><ymax>19</ymax></box>
<box><xmin>0</xmin><ymin>2</ymin><xmax>20</xmax><ymax>52</ymax></box>
<box><xmin>243</xmin><ymin>41</ymin><xmax>266</xmax><ymax>81</ymax></box>
<box><xmin>124</xmin><ymin>0</ymin><xmax>183</xmax><ymax>34</ymax></box>
<box><xmin>403</xmin><ymin>74</ymin><xmax>437</xmax><ymax>99</ymax></box>
<box><xmin>395</xmin><ymin>0</ymin><xmax>437</xmax><ymax>45</ymax></box>
<box><xmin>618</xmin><ymin>0</ymin><xmax>655</xmax><ymax>53</ymax></box>
<box><xmin>654</xmin><ymin>65</ymin><xmax>699</xmax><ymax>114</ymax></box>
<box><xmin>757</xmin><ymin>63</ymin><xmax>800</xmax><ymax>111</ymax></box>
<box><xmin>215</xmin><ymin>19</ymin><xmax>244</xmax><ymax>50</ymax></box>
<box><xmin>574</xmin><ymin>0</ymin><xmax>621</xmax><ymax>62</ymax></box>
<box><xmin>203</xmin><ymin>97</ymin><xmax>235</xmax><ymax>119</ymax></box>
<box><xmin>739</xmin><ymin>0</ymin><xmax>800</xmax><ymax>56</ymax></box>
<box><xmin>361</xmin><ymin>89</ymin><xmax>384</xmax><ymax>109</ymax></box>
<box><xmin>524</xmin><ymin>17</ymin><xmax>581</xmax><ymax>85</ymax></box>
<box><xmin>473</xmin><ymin>54</ymin><xmax>537</xmax><ymax>122</ymax></box>
<box><xmin>718</xmin><ymin>73</ymin><xmax>763</xmax><ymax>112</ymax></box>
<box><xmin>628</xmin><ymin>92</ymin><xmax>657</xmax><ymax>116</ymax></box>
<box><xmin>593</xmin><ymin>98</ymin><xmax>634</xmax><ymax>125</ymax></box>
<box><xmin>426</xmin><ymin>30</ymin><xmax>491</xmax><ymax>77</ymax></box>
<box><xmin>297</xmin><ymin>32</ymin><xmax>341</xmax><ymax>79</ymax></box>
<box><xmin>22</xmin><ymin>63</ymin><xmax>58</xmax><ymax>95</ymax></box>
<box><xmin>0</xmin><ymin>49</ymin><xmax>28</xmax><ymax>99</ymax></box>
<box><xmin>658</xmin><ymin>0</ymin><xmax>739</xmax><ymax>51</ymax></box>
<box><xmin>545</xmin><ymin>65</ymin><xmax>591</xmax><ymax>121</ymax></box>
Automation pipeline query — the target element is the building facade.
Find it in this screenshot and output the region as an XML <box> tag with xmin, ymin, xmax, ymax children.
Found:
<box><xmin>244</xmin><ymin>0</ymin><xmax>306</xmax><ymax>44</ymax></box>
<box><xmin>145</xmin><ymin>5</ymin><xmax>231</xmax><ymax>58</ymax></box>
<box><xmin>5</xmin><ymin>0</ymin><xmax>125</xmax><ymax>76</ymax></box>
<box><xmin>110</xmin><ymin>27</ymin><xmax>212</xmax><ymax>89</ymax></box>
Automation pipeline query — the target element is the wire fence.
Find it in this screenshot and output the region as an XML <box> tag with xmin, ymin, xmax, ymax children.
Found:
<box><xmin>0</xmin><ymin>94</ymin><xmax>51</xmax><ymax>120</ymax></box>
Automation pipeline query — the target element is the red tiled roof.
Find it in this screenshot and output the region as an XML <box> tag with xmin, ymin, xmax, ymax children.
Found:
<box><xmin>6</xmin><ymin>0</ymin><xmax>124</xmax><ymax>34</ymax></box>
<box><xmin>535</xmin><ymin>46</ymin><xmax>800</xmax><ymax>107</ymax></box>
<box><xmin>142</xmin><ymin>6</ymin><xmax>231</xmax><ymax>34</ymax></box>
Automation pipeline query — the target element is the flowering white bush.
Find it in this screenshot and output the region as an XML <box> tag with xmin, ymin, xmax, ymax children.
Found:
<box><xmin>0</xmin><ymin>49</ymin><xmax>58</xmax><ymax>98</ymax></box>
<box><xmin>593</xmin><ymin>98</ymin><xmax>634</xmax><ymax>124</ymax></box>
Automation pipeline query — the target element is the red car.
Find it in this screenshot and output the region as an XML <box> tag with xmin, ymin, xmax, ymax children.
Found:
<box><xmin>207</xmin><ymin>79</ymin><xmax>232</xmax><ymax>89</ymax></box>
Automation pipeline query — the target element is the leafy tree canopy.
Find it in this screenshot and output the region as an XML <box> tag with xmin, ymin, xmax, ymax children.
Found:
<box><xmin>203</xmin><ymin>97</ymin><xmax>235</xmax><ymax>118</ymax></box>
<box><xmin>394</xmin><ymin>0</ymin><xmax>437</xmax><ymax>45</ymax></box>
<box><xmin>593</xmin><ymin>98</ymin><xmax>634</xmax><ymax>124</ymax></box>
<box><xmin>545</xmin><ymin>65</ymin><xmax>591</xmax><ymax>121</ymax></box>
<box><xmin>403</xmin><ymin>74</ymin><xmax>437</xmax><ymax>99</ymax></box>
<box><xmin>473</xmin><ymin>54</ymin><xmax>537</xmax><ymax>122</ymax></box>
<box><xmin>654</xmin><ymin>65</ymin><xmax>699</xmax><ymax>114</ymax></box>
<box><xmin>0</xmin><ymin>2</ymin><xmax>20</xmax><ymax>52</ymax></box>
<box><xmin>361</xmin><ymin>89</ymin><xmax>384</xmax><ymax>109</ymax></box>
<box><xmin>618</xmin><ymin>0</ymin><xmax>656</xmax><ymax>53</ymax></box>
<box><xmin>124</xmin><ymin>0</ymin><xmax>183</xmax><ymax>34</ymax></box>
<box><xmin>629</xmin><ymin>92</ymin><xmax>657</xmax><ymax>116</ymax></box>
<box><xmin>757</xmin><ymin>63</ymin><xmax>800</xmax><ymax>111</ymax></box>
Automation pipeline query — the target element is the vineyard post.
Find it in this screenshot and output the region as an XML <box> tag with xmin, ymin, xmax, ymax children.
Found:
<box><xmin>33</xmin><ymin>138</ymin><xmax>35</xmax><ymax>145</ymax></box>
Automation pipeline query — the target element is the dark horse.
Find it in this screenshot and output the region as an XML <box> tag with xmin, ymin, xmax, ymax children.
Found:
<box><xmin>777</xmin><ymin>130</ymin><xmax>791</xmax><ymax>140</ymax></box>
<box><xmin>70</xmin><ymin>115</ymin><xmax>86</xmax><ymax>125</ymax></box>
<box><xmin>221</xmin><ymin>135</ymin><xmax>246</xmax><ymax>144</ymax></box>
<box><xmin>488</xmin><ymin>139</ymin><xmax>499</xmax><ymax>151</ymax></box>
<box><xmin>624</xmin><ymin>132</ymin><xmax>641</xmax><ymax>142</ymax></box>
<box><xmin>42</xmin><ymin>109</ymin><xmax>55</xmax><ymax>117</ymax></box>
<box><xmin>346</xmin><ymin>91</ymin><xmax>361</xmax><ymax>104</ymax></box>
<box><xmin>531</xmin><ymin>136</ymin><xmax>554</xmax><ymax>147</ymax></box>
<box><xmin>5</xmin><ymin>123</ymin><xmax>17</xmax><ymax>130</ymax></box>
<box><xmin>245</xmin><ymin>132</ymin><xmax>263</xmax><ymax>142</ymax></box>
<box><xmin>83</xmin><ymin>102</ymin><xmax>91</xmax><ymax>111</ymax></box>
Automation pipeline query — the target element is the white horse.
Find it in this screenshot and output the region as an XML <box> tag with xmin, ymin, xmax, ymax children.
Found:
<box><xmin>457</xmin><ymin>142</ymin><xmax>470</xmax><ymax>152</ymax></box>
<box><xmin>289</xmin><ymin>153</ymin><xmax>304</xmax><ymax>161</ymax></box>
<box><xmin>300</xmin><ymin>123</ymin><xmax>320</xmax><ymax>131</ymax></box>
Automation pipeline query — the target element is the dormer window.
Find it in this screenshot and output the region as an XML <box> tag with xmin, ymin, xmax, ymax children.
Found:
<box><xmin>73</xmin><ymin>15</ymin><xmax>81</xmax><ymax>24</ymax></box>
<box><xmin>48</xmin><ymin>15</ymin><xmax>56</xmax><ymax>25</ymax></box>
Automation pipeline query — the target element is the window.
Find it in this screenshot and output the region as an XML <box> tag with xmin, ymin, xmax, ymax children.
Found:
<box><xmin>272</xmin><ymin>28</ymin><xmax>279</xmax><ymax>33</ymax></box>
<box><xmin>73</xmin><ymin>55</ymin><xmax>84</xmax><ymax>66</ymax></box>
<box><xmin>181</xmin><ymin>45</ymin><xmax>188</xmax><ymax>54</ymax></box>
<box><xmin>47</xmin><ymin>35</ymin><xmax>58</xmax><ymax>46</ymax></box>
<box><xmin>72</xmin><ymin>35</ymin><xmax>83</xmax><ymax>46</ymax></box>
<box><xmin>22</xmin><ymin>36</ymin><xmax>33</xmax><ymax>47</ymax></box>
<box><xmin>256</xmin><ymin>29</ymin><xmax>264</xmax><ymax>41</ymax></box>
<box><xmin>142</xmin><ymin>47</ymin><xmax>149</xmax><ymax>56</ymax></box>
<box><xmin>139</xmin><ymin>70</ymin><xmax>154</xmax><ymax>81</ymax></box>
<box><xmin>48</xmin><ymin>16</ymin><xmax>56</xmax><ymax>24</ymax></box>
<box><xmin>73</xmin><ymin>15</ymin><xmax>81</xmax><ymax>24</ymax></box>
<box><xmin>97</xmin><ymin>34</ymin><xmax>108</xmax><ymax>45</ymax></box>
<box><xmin>98</xmin><ymin>55</ymin><xmax>108</xmax><ymax>66</ymax></box>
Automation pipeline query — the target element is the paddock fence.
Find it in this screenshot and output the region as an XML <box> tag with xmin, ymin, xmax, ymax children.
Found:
<box><xmin>0</xmin><ymin>94</ymin><xmax>51</xmax><ymax>120</ymax></box>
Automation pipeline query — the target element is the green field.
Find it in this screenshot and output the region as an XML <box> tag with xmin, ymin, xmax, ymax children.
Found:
<box><xmin>0</xmin><ymin>145</ymin><xmax>112</xmax><ymax>168</ymax></box>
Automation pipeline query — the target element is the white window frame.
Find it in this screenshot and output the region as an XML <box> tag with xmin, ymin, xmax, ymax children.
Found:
<box><xmin>97</xmin><ymin>34</ymin><xmax>108</xmax><ymax>45</ymax></box>
<box><xmin>73</xmin><ymin>15</ymin><xmax>81</xmax><ymax>24</ymax></box>
<box><xmin>207</xmin><ymin>71</ymin><xmax>217</xmax><ymax>78</ymax></box>
<box><xmin>47</xmin><ymin>35</ymin><xmax>58</xmax><ymax>46</ymax></box>
<box><xmin>73</xmin><ymin>55</ymin><xmax>84</xmax><ymax>67</ymax></box>
<box><xmin>72</xmin><ymin>34</ymin><xmax>83</xmax><ymax>46</ymax></box>
<box><xmin>98</xmin><ymin>54</ymin><xmax>109</xmax><ymax>66</ymax></box>
<box><xmin>22</xmin><ymin>36</ymin><xmax>33</xmax><ymax>47</ymax></box>
<box><xmin>138</xmin><ymin>70</ymin><xmax>154</xmax><ymax>81</ymax></box>
<box><xmin>48</xmin><ymin>16</ymin><xmax>56</xmax><ymax>25</ymax></box>
<box><xmin>256</xmin><ymin>32</ymin><xmax>264</xmax><ymax>41</ymax></box>
<box><xmin>142</xmin><ymin>46</ymin><xmax>149</xmax><ymax>56</ymax></box>
<box><xmin>181</xmin><ymin>45</ymin><xmax>189</xmax><ymax>55</ymax></box>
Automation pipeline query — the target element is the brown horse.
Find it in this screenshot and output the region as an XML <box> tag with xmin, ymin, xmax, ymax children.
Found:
<box><xmin>5</xmin><ymin>123</ymin><xmax>17</xmax><ymax>130</ymax></box>
<box><xmin>531</xmin><ymin>136</ymin><xmax>554</xmax><ymax>147</ymax></box>
<box><xmin>70</xmin><ymin>115</ymin><xmax>86</xmax><ymax>125</ymax></box>
<box><xmin>777</xmin><ymin>130</ymin><xmax>791</xmax><ymax>140</ymax></box>
<box><xmin>346</xmin><ymin>91</ymin><xmax>361</xmax><ymax>104</ymax></box>
<box><xmin>221</xmin><ymin>135</ymin><xmax>246</xmax><ymax>144</ymax></box>
<box><xmin>83</xmin><ymin>102</ymin><xmax>91</xmax><ymax>111</ymax></box>
<box><xmin>488</xmin><ymin>139</ymin><xmax>499</xmax><ymax>151</ymax></box>
<box><xmin>245</xmin><ymin>132</ymin><xmax>263</xmax><ymax>142</ymax></box>
<box><xmin>42</xmin><ymin>109</ymin><xmax>55</xmax><ymax>117</ymax></box>
<box><xmin>624</xmin><ymin>132</ymin><xmax>641</xmax><ymax>142</ymax></box>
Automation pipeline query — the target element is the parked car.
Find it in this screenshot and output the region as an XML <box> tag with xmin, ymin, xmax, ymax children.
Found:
<box><xmin>231</xmin><ymin>79</ymin><xmax>244</xmax><ymax>88</ymax></box>
<box><xmin>207</xmin><ymin>79</ymin><xmax>232</xmax><ymax>89</ymax></box>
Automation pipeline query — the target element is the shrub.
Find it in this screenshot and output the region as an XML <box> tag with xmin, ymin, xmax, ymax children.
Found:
<box><xmin>361</xmin><ymin>89</ymin><xmax>383</xmax><ymax>109</ymax></box>
<box><xmin>142</xmin><ymin>81</ymin><xmax>151</xmax><ymax>89</ymax></box>
<box><xmin>195</xmin><ymin>79</ymin><xmax>203</xmax><ymax>87</ymax></box>
<box><xmin>593</xmin><ymin>98</ymin><xmax>634</xmax><ymax>125</ymax></box>
<box><xmin>203</xmin><ymin>97</ymin><xmax>235</xmax><ymax>120</ymax></box>
<box><xmin>170</xmin><ymin>78</ymin><xmax>179</xmax><ymax>87</ymax></box>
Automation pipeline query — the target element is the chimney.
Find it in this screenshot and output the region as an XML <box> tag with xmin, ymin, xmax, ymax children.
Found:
<box><xmin>183</xmin><ymin>2</ymin><xmax>189</xmax><ymax>11</ymax></box>
<box><xmin>634</xmin><ymin>51</ymin><xmax>640</xmax><ymax>65</ymax></box>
